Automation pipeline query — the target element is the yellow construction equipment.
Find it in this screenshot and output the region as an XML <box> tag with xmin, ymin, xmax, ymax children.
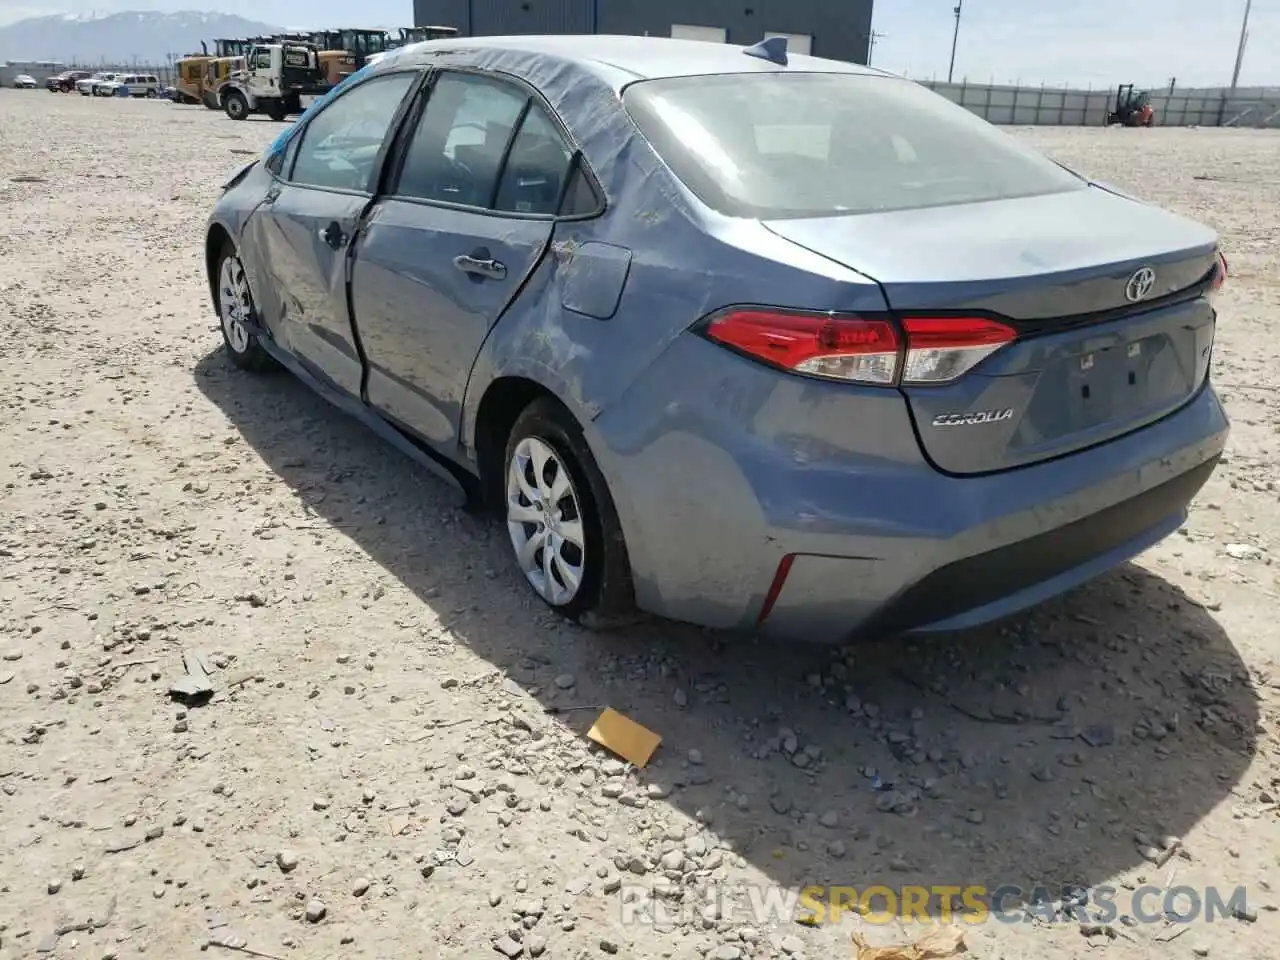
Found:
<box><xmin>203</xmin><ymin>55</ymin><xmax>245</xmax><ymax>109</ymax></box>
<box><xmin>174</xmin><ymin>52</ymin><xmax>212</xmax><ymax>104</ymax></box>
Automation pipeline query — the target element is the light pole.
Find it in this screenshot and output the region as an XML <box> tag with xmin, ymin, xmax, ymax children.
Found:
<box><xmin>947</xmin><ymin>0</ymin><xmax>963</xmax><ymax>83</ymax></box>
<box><xmin>1230</xmin><ymin>0</ymin><xmax>1252</xmax><ymax>89</ymax></box>
<box><xmin>868</xmin><ymin>30</ymin><xmax>885</xmax><ymax>65</ymax></box>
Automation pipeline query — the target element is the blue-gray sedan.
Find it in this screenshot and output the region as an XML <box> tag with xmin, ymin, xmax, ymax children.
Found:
<box><xmin>204</xmin><ymin>34</ymin><xmax>1229</xmax><ymax>643</ymax></box>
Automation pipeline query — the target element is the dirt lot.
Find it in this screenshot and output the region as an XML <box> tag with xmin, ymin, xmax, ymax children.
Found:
<box><xmin>1</xmin><ymin>89</ymin><xmax>1279</xmax><ymax>960</ymax></box>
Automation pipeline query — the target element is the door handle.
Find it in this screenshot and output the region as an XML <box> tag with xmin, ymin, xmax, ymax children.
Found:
<box><xmin>453</xmin><ymin>251</ymin><xmax>506</xmax><ymax>280</ymax></box>
<box><xmin>319</xmin><ymin>221</ymin><xmax>346</xmax><ymax>249</ymax></box>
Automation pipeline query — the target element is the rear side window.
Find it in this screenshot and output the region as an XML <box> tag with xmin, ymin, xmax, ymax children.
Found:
<box><xmin>493</xmin><ymin>103</ymin><xmax>573</xmax><ymax>215</ymax></box>
<box><xmin>291</xmin><ymin>72</ymin><xmax>417</xmax><ymax>192</ymax></box>
<box><xmin>622</xmin><ymin>73</ymin><xmax>1086</xmax><ymax>219</ymax></box>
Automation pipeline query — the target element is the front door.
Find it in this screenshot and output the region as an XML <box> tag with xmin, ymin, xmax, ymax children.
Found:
<box><xmin>352</xmin><ymin>70</ymin><xmax>575</xmax><ymax>449</ymax></box>
<box><xmin>249</xmin><ymin>69</ymin><xmax>419</xmax><ymax>397</ymax></box>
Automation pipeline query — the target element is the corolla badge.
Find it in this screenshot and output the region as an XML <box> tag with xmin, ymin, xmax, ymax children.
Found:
<box><xmin>1125</xmin><ymin>266</ymin><xmax>1157</xmax><ymax>303</ymax></box>
<box><xmin>931</xmin><ymin>409</ymin><xmax>1014</xmax><ymax>427</ymax></box>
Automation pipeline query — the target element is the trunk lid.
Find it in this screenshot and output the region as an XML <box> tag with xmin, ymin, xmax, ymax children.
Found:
<box><xmin>764</xmin><ymin>186</ymin><xmax>1220</xmax><ymax>475</ymax></box>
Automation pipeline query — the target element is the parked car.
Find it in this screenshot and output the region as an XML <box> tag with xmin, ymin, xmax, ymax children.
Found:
<box><xmin>100</xmin><ymin>73</ymin><xmax>161</xmax><ymax>98</ymax></box>
<box><xmin>46</xmin><ymin>70</ymin><xmax>92</xmax><ymax>91</ymax></box>
<box><xmin>204</xmin><ymin>35</ymin><xmax>1230</xmax><ymax>642</ymax></box>
<box><xmin>12</xmin><ymin>74</ymin><xmax>38</xmax><ymax>88</ymax></box>
<box><xmin>76</xmin><ymin>72</ymin><xmax>117</xmax><ymax>95</ymax></box>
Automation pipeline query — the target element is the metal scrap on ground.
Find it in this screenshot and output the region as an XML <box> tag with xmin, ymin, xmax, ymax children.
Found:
<box><xmin>169</xmin><ymin>649</ymin><xmax>215</xmax><ymax>704</ymax></box>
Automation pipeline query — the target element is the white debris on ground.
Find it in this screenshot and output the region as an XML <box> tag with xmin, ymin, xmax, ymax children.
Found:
<box><xmin>1</xmin><ymin>91</ymin><xmax>1278</xmax><ymax>960</ymax></box>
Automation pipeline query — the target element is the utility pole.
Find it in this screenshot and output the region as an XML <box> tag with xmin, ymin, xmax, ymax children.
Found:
<box><xmin>947</xmin><ymin>0</ymin><xmax>963</xmax><ymax>83</ymax></box>
<box><xmin>1230</xmin><ymin>0</ymin><xmax>1252</xmax><ymax>89</ymax></box>
<box><xmin>868</xmin><ymin>30</ymin><xmax>885</xmax><ymax>65</ymax></box>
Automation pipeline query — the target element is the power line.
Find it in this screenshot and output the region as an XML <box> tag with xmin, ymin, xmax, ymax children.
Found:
<box><xmin>868</xmin><ymin>30</ymin><xmax>885</xmax><ymax>66</ymax></box>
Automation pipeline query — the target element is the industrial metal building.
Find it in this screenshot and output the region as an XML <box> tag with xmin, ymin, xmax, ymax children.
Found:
<box><xmin>411</xmin><ymin>0</ymin><xmax>874</xmax><ymax>64</ymax></box>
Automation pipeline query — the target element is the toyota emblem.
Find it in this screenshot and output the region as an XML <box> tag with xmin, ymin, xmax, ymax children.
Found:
<box><xmin>1125</xmin><ymin>266</ymin><xmax>1157</xmax><ymax>303</ymax></box>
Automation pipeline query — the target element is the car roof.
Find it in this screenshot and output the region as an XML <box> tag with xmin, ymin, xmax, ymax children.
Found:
<box><xmin>386</xmin><ymin>33</ymin><xmax>893</xmax><ymax>90</ymax></box>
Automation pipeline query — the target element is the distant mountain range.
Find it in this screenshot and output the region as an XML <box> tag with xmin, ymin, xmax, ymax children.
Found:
<box><xmin>0</xmin><ymin>11</ymin><xmax>286</xmax><ymax>65</ymax></box>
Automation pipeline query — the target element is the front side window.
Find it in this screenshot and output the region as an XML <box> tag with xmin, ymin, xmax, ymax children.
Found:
<box><xmin>250</xmin><ymin>49</ymin><xmax>271</xmax><ymax>70</ymax></box>
<box><xmin>622</xmin><ymin>72</ymin><xmax>1086</xmax><ymax>219</ymax></box>
<box><xmin>290</xmin><ymin>72</ymin><xmax>417</xmax><ymax>192</ymax></box>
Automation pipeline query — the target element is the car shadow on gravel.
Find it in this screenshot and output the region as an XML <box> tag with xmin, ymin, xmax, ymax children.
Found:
<box><xmin>195</xmin><ymin>349</ymin><xmax>1259</xmax><ymax>919</ymax></box>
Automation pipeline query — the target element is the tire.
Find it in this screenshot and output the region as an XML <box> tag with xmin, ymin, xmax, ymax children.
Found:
<box><xmin>266</xmin><ymin>104</ymin><xmax>287</xmax><ymax>122</ymax></box>
<box><xmin>203</xmin><ymin>92</ymin><xmax>219</xmax><ymax>110</ymax></box>
<box><xmin>224</xmin><ymin>90</ymin><xmax>248</xmax><ymax>121</ymax></box>
<box><xmin>502</xmin><ymin>399</ymin><xmax>635</xmax><ymax>626</ymax></box>
<box><xmin>214</xmin><ymin>241</ymin><xmax>277</xmax><ymax>373</ymax></box>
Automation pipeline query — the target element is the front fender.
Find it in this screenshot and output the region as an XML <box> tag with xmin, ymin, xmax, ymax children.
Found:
<box><xmin>204</xmin><ymin>161</ymin><xmax>276</xmax><ymax>313</ymax></box>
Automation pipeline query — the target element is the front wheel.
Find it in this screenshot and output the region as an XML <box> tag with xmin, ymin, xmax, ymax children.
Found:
<box><xmin>503</xmin><ymin>399</ymin><xmax>634</xmax><ymax>626</ymax></box>
<box><xmin>215</xmin><ymin>242</ymin><xmax>277</xmax><ymax>373</ymax></box>
<box><xmin>223</xmin><ymin>90</ymin><xmax>249</xmax><ymax>121</ymax></box>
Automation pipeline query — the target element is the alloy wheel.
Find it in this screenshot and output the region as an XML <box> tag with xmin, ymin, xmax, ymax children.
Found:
<box><xmin>506</xmin><ymin>436</ymin><xmax>586</xmax><ymax>606</ymax></box>
<box><xmin>217</xmin><ymin>255</ymin><xmax>252</xmax><ymax>354</ymax></box>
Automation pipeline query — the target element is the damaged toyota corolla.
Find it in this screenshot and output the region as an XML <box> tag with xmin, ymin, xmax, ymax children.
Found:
<box><xmin>204</xmin><ymin>34</ymin><xmax>1229</xmax><ymax>643</ymax></box>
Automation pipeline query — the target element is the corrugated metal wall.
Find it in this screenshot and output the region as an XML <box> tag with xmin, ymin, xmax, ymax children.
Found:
<box><xmin>466</xmin><ymin>0</ymin><xmax>594</xmax><ymax>35</ymax></box>
<box><xmin>413</xmin><ymin>0</ymin><xmax>875</xmax><ymax>64</ymax></box>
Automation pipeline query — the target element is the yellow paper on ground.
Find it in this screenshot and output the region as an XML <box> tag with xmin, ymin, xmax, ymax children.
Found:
<box><xmin>587</xmin><ymin>708</ymin><xmax>662</xmax><ymax>768</ymax></box>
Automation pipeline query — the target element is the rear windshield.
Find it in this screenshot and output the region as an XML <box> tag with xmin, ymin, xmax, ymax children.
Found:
<box><xmin>621</xmin><ymin>72</ymin><xmax>1086</xmax><ymax>219</ymax></box>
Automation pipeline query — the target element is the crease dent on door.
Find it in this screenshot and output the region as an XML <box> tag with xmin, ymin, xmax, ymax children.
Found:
<box><xmin>352</xmin><ymin>201</ymin><xmax>555</xmax><ymax>450</ymax></box>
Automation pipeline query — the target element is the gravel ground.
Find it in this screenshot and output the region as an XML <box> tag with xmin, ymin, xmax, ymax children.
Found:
<box><xmin>1</xmin><ymin>90</ymin><xmax>1279</xmax><ymax>960</ymax></box>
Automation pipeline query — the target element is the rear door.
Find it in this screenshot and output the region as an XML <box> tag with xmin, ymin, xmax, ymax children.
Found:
<box><xmin>350</xmin><ymin>69</ymin><xmax>575</xmax><ymax>448</ymax></box>
<box><xmin>248</xmin><ymin>68</ymin><xmax>420</xmax><ymax>397</ymax></box>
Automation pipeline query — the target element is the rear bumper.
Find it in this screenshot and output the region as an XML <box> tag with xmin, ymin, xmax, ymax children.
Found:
<box><xmin>762</xmin><ymin>452</ymin><xmax>1216</xmax><ymax>642</ymax></box>
<box><xmin>588</xmin><ymin>334</ymin><xmax>1228</xmax><ymax>644</ymax></box>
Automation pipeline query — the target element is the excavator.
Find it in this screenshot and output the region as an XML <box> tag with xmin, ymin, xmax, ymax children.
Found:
<box><xmin>1106</xmin><ymin>84</ymin><xmax>1155</xmax><ymax>127</ymax></box>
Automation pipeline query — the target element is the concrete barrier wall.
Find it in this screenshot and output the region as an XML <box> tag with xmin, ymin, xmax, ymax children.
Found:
<box><xmin>918</xmin><ymin>80</ymin><xmax>1280</xmax><ymax>129</ymax></box>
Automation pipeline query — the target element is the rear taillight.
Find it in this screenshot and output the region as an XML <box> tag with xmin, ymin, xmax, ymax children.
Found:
<box><xmin>899</xmin><ymin>316</ymin><xmax>1017</xmax><ymax>383</ymax></box>
<box><xmin>1208</xmin><ymin>251</ymin><xmax>1227</xmax><ymax>300</ymax></box>
<box><xmin>702</xmin><ymin>308</ymin><xmax>1016</xmax><ymax>386</ymax></box>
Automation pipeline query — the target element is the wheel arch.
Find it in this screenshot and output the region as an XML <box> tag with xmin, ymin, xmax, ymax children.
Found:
<box><xmin>471</xmin><ymin>375</ymin><xmax>577</xmax><ymax>510</ymax></box>
<box><xmin>205</xmin><ymin>222</ymin><xmax>235</xmax><ymax>313</ymax></box>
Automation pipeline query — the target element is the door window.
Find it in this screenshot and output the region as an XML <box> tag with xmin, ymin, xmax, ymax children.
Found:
<box><xmin>249</xmin><ymin>49</ymin><xmax>271</xmax><ymax>70</ymax></box>
<box><xmin>395</xmin><ymin>72</ymin><xmax>528</xmax><ymax>208</ymax></box>
<box><xmin>290</xmin><ymin>72</ymin><xmax>418</xmax><ymax>193</ymax></box>
<box><xmin>396</xmin><ymin>72</ymin><xmax>579</xmax><ymax>216</ymax></box>
<box><xmin>493</xmin><ymin>103</ymin><xmax>573</xmax><ymax>215</ymax></box>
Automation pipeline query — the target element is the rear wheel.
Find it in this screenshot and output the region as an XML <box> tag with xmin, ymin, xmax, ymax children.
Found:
<box><xmin>224</xmin><ymin>90</ymin><xmax>248</xmax><ymax>121</ymax></box>
<box><xmin>503</xmin><ymin>399</ymin><xmax>634</xmax><ymax>626</ymax></box>
<box><xmin>215</xmin><ymin>242</ymin><xmax>277</xmax><ymax>373</ymax></box>
<box><xmin>266</xmin><ymin>101</ymin><xmax>287</xmax><ymax>122</ymax></box>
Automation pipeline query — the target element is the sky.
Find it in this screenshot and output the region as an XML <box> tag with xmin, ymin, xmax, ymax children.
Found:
<box><xmin>0</xmin><ymin>0</ymin><xmax>1274</xmax><ymax>89</ymax></box>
